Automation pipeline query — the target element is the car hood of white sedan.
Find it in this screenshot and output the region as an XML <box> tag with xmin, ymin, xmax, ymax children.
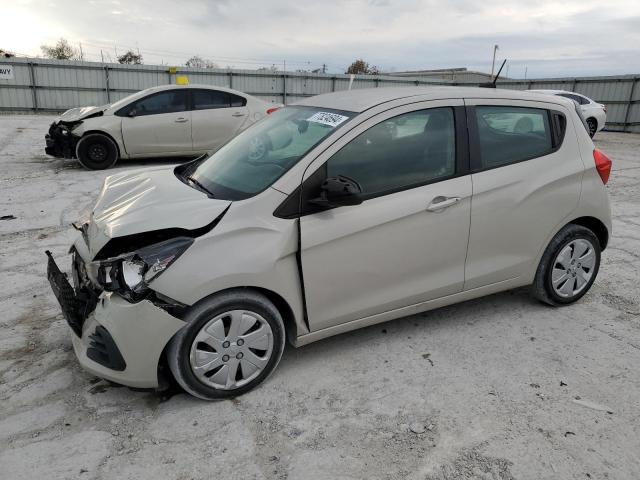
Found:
<box><xmin>86</xmin><ymin>166</ymin><xmax>231</xmax><ymax>259</ymax></box>
<box><xmin>56</xmin><ymin>105</ymin><xmax>108</xmax><ymax>123</ymax></box>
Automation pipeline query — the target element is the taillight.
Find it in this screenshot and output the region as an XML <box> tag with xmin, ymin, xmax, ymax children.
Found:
<box><xmin>266</xmin><ymin>107</ymin><xmax>279</xmax><ymax>115</ymax></box>
<box><xmin>593</xmin><ymin>149</ymin><xmax>612</xmax><ymax>184</ymax></box>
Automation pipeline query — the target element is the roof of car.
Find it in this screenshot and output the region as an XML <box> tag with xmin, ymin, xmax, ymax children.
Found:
<box><xmin>530</xmin><ymin>89</ymin><xmax>592</xmax><ymax>99</ymax></box>
<box><xmin>141</xmin><ymin>83</ymin><xmax>247</xmax><ymax>95</ymax></box>
<box><xmin>292</xmin><ymin>86</ymin><xmax>574</xmax><ymax>113</ymax></box>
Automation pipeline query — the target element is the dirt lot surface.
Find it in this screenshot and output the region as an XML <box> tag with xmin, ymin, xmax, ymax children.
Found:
<box><xmin>1</xmin><ymin>114</ymin><xmax>639</xmax><ymax>480</ymax></box>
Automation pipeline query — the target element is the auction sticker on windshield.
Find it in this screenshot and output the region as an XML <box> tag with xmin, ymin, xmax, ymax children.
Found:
<box><xmin>306</xmin><ymin>112</ymin><xmax>349</xmax><ymax>127</ymax></box>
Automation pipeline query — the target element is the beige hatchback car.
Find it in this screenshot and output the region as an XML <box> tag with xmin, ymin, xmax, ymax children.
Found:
<box><xmin>47</xmin><ymin>87</ymin><xmax>613</xmax><ymax>399</ymax></box>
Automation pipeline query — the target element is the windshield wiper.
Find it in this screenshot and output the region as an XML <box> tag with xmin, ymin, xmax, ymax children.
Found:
<box><xmin>186</xmin><ymin>176</ymin><xmax>214</xmax><ymax>197</ymax></box>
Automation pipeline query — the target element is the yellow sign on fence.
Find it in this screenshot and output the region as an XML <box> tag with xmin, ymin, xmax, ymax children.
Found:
<box><xmin>176</xmin><ymin>75</ymin><xmax>189</xmax><ymax>85</ymax></box>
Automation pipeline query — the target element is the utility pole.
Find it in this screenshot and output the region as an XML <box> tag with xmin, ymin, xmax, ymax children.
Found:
<box><xmin>100</xmin><ymin>49</ymin><xmax>104</xmax><ymax>63</ymax></box>
<box><xmin>524</xmin><ymin>66</ymin><xmax>528</xmax><ymax>81</ymax></box>
<box><xmin>490</xmin><ymin>44</ymin><xmax>499</xmax><ymax>80</ymax></box>
<box><xmin>322</xmin><ymin>63</ymin><xmax>327</xmax><ymax>74</ymax></box>
<box><xmin>79</xmin><ymin>42</ymin><xmax>84</xmax><ymax>61</ymax></box>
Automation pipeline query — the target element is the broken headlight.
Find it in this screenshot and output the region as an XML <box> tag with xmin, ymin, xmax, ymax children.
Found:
<box><xmin>96</xmin><ymin>237</ymin><xmax>193</xmax><ymax>301</ymax></box>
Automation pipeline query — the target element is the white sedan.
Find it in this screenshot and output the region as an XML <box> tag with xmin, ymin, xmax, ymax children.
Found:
<box><xmin>45</xmin><ymin>85</ymin><xmax>280</xmax><ymax>169</ymax></box>
<box><xmin>530</xmin><ymin>89</ymin><xmax>606</xmax><ymax>137</ymax></box>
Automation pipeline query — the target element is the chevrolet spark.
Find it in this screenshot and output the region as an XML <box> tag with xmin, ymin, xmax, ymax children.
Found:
<box><xmin>47</xmin><ymin>87</ymin><xmax>613</xmax><ymax>400</ymax></box>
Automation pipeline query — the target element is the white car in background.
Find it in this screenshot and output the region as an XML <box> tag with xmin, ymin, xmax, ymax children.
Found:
<box><xmin>45</xmin><ymin>85</ymin><xmax>280</xmax><ymax>169</ymax></box>
<box><xmin>531</xmin><ymin>89</ymin><xmax>606</xmax><ymax>137</ymax></box>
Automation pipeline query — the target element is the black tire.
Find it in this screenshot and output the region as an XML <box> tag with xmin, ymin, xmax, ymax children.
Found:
<box><xmin>76</xmin><ymin>133</ymin><xmax>119</xmax><ymax>170</ymax></box>
<box><xmin>167</xmin><ymin>290</ymin><xmax>286</xmax><ymax>400</ymax></box>
<box><xmin>532</xmin><ymin>224</ymin><xmax>601</xmax><ymax>306</ymax></box>
<box><xmin>586</xmin><ymin>118</ymin><xmax>597</xmax><ymax>138</ymax></box>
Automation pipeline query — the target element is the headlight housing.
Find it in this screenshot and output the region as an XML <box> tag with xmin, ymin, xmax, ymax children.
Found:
<box><xmin>95</xmin><ymin>237</ymin><xmax>193</xmax><ymax>301</ymax></box>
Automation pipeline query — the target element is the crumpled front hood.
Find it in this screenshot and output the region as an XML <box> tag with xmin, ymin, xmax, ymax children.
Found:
<box><xmin>57</xmin><ymin>105</ymin><xmax>107</xmax><ymax>123</ymax></box>
<box><xmin>86</xmin><ymin>166</ymin><xmax>231</xmax><ymax>259</ymax></box>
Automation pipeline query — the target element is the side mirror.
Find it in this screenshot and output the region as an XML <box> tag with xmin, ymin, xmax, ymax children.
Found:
<box><xmin>310</xmin><ymin>175</ymin><xmax>363</xmax><ymax>208</ymax></box>
<box><xmin>127</xmin><ymin>109</ymin><xmax>137</xmax><ymax>117</ymax></box>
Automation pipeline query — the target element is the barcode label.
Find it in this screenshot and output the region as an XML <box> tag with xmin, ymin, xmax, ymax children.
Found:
<box><xmin>306</xmin><ymin>112</ymin><xmax>349</xmax><ymax>127</ymax></box>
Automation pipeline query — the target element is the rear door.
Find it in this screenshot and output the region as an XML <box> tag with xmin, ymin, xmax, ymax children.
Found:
<box><xmin>463</xmin><ymin>99</ymin><xmax>583</xmax><ymax>290</ymax></box>
<box><xmin>190</xmin><ymin>89</ymin><xmax>249</xmax><ymax>153</ymax></box>
<box><xmin>120</xmin><ymin>89</ymin><xmax>192</xmax><ymax>155</ymax></box>
<box><xmin>299</xmin><ymin>100</ymin><xmax>472</xmax><ymax>331</ymax></box>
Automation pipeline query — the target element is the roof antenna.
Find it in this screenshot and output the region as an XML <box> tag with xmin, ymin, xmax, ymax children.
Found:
<box><xmin>479</xmin><ymin>59</ymin><xmax>507</xmax><ymax>88</ymax></box>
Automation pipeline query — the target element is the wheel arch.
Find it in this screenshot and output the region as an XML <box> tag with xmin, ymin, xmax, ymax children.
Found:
<box><xmin>569</xmin><ymin>216</ymin><xmax>609</xmax><ymax>250</ymax></box>
<box><xmin>187</xmin><ymin>286</ymin><xmax>298</xmax><ymax>345</ymax></box>
<box><xmin>79</xmin><ymin>130</ymin><xmax>122</xmax><ymax>158</ymax></box>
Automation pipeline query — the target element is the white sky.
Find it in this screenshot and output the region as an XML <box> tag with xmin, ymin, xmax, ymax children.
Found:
<box><xmin>2</xmin><ymin>0</ymin><xmax>640</xmax><ymax>78</ymax></box>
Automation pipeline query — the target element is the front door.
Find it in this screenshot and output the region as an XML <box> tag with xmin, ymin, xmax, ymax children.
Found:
<box><xmin>121</xmin><ymin>89</ymin><xmax>192</xmax><ymax>156</ymax></box>
<box><xmin>299</xmin><ymin>101</ymin><xmax>472</xmax><ymax>331</ymax></box>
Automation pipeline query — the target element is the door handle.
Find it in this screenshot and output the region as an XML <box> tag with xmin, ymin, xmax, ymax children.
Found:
<box><xmin>175</xmin><ymin>117</ymin><xmax>189</xmax><ymax>123</ymax></box>
<box><xmin>231</xmin><ymin>112</ymin><xmax>246</xmax><ymax>117</ymax></box>
<box><xmin>426</xmin><ymin>196</ymin><xmax>461</xmax><ymax>212</ymax></box>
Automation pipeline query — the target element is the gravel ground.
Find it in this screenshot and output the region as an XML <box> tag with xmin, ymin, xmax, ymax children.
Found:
<box><xmin>0</xmin><ymin>115</ymin><xmax>639</xmax><ymax>480</ymax></box>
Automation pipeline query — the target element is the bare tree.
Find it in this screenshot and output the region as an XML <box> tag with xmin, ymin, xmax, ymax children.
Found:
<box><xmin>40</xmin><ymin>38</ymin><xmax>79</xmax><ymax>60</ymax></box>
<box><xmin>0</xmin><ymin>48</ymin><xmax>16</xmax><ymax>58</ymax></box>
<box><xmin>345</xmin><ymin>59</ymin><xmax>379</xmax><ymax>75</ymax></box>
<box><xmin>118</xmin><ymin>50</ymin><xmax>143</xmax><ymax>65</ymax></box>
<box><xmin>257</xmin><ymin>64</ymin><xmax>280</xmax><ymax>72</ymax></box>
<box><xmin>185</xmin><ymin>55</ymin><xmax>218</xmax><ymax>69</ymax></box>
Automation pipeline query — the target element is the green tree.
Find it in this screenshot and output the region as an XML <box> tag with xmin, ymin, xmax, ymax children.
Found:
<box><xmin>40</xmin><ymin>38</ymin><xmax>79</xmax><ymax>60</ymax></box>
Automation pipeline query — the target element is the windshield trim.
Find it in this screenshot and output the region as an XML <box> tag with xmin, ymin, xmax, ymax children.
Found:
<box><xmin>188</xmin><ymin>105</ymin><xmax>357</xmax><ymax>201</ymax></box>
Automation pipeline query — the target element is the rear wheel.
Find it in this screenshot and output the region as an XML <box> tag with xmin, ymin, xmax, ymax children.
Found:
<box><xmin>167</xmin><ymin>290</ymin><xmax>285</xmax><ymax>400</ymax></box>
<box><xmin>586</xmin><ymin>118</ymin><xmax>597</xmax><ymax>138</ymax></box>
<box><xmin>533</xmin><ymin>224</ymin><xmax>601</xmax><ymax>306</ymax></box>
<box><xmin>76</xmin><ymin>133</ymin><xmax>119</xmax><ymax>170</ymax></box>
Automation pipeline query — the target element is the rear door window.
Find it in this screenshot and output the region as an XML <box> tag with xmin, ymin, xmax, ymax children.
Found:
<box><xmin>473</xmin><ymin>106</ymin><xmax>553</xmax><ymax>169</ymax></box>
<box><xmin>192</xmin><ymin>89</ymin><xmax>247</xmax><ymax>110</ymax></box>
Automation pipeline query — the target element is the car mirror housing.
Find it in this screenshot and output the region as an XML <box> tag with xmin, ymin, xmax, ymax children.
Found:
<box><xmin>310</xmin><ymin>175</ymin><xmax>363</xmax><ymax>208</ymax></box>
<box><xmin>127</xmin><ymin>109</ymin><xmax>137</xmax><ymax>118</ymax></box>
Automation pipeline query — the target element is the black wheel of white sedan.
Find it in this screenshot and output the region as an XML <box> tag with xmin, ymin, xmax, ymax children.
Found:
<box><xmin>167</xmin><ymin>291</ymin><xmax>285</xmax><ymax>400</ymax></box>
<box><xmin>586</xmin><ymin>118</ymin><xmax>597</xmax><ymax>138</ymax></box>
<box><xmin>76</xmin><ymin>133</ymin><xmax>119</xmax><ymax>170</ymax></box>
<box><xmin>533</xmin><ymin>224</ymin><xmax>601</xmax><ymax>306</ymax></box>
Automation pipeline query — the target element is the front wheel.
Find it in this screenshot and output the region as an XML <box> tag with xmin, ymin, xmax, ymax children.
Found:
<box><xmin>167</xmin><ymin>290</ymin><xmax>286</xmax><ymax>400</ymax></box>
<box><xmin>532</xmin><ymin>224</ymin><xmax>601</xmax><ymax>306</ymax></box>
<box><xmin>76</xmin><ymin>133</ymin><xmax>119</xmax><ymax>170</ymax></box>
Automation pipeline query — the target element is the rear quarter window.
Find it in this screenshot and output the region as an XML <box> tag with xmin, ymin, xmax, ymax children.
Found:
<box><xmin>474</xmin><ymin>106</ymin><xmax>554</xmax><ymax>169</ymax></box>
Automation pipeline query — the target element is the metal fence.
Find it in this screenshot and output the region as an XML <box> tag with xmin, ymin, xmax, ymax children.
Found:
<box><xmin>1</xmin><ymin>57</ymin><xmax>639</xmax><ymax>132</ymax></box>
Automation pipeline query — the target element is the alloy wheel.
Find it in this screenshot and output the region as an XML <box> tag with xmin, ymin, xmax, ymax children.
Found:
<box><xmin>189</xmin><ymin>310</ymin><xmax>274</xmax><ymax>390</ymax></box>
<box><xmin>551</xmin><ymin>239</ymin><xmax>597</xmax><ymax>298</ymax></box>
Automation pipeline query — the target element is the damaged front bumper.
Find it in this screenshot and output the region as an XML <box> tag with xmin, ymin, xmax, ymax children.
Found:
<box><xmin>45</xmin><ymin>121</ymin><xmax>80</xmax><ymax>158</ymax></box>
<box><xmin>46</xmin><ymin>250</ymin><xmax>186</xmax><ymax>388</ymax></box>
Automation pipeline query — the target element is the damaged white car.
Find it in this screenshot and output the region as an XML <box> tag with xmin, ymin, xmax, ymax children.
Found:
<box><xmin>47</xmin><ymin>87</ymin><xmax>612</xmax><ymax>400</ymax></box>
<box><xmin>45</xmin><ymin>84</ymin><xmax>279</xmax><ymax>169</ymax></box>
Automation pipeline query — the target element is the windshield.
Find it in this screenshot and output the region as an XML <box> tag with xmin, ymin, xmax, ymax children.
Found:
<box><xmin>186</xmin><ymin>106</ymin><xmax>353</xmax><ymax>200</ymax></box>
